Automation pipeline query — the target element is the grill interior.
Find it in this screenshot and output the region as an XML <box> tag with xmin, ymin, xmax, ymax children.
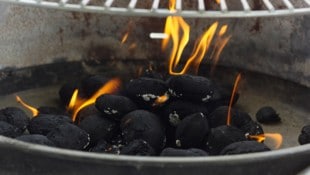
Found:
<box><xmin>0</xmin><ymin>0</ymin><xmax>310</xmax><ymax>17</ymax></box>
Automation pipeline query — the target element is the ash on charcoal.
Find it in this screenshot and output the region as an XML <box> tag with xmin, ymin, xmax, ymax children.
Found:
<box><xmin>124</xmin><ymin>78</ymin><xmax>168</xmax><ymax>108</ymax></box>
<box><xmin>240</xmin><ymin>120</ymin><xmax>264</xmax><ymax>136</ymax></box>
<box><xmin>59</xmin><ymin>82</ymin><xmax>79</xmax><ymax>105</ymax></box>
<box><xmin>78</xmin><ymin>114</ymin><xmax>118</xmax><ymax>145</ymax></box>
<box><xmin>160</xmin><ymin>147</ymin><xmax>208</xmax><ymax>157</ymax></box>
<box><xmin>16</xmin><ymin>134</ymin><xmax>55</xmax><ymax>146</ymax></box>
<box><xmin>175</xmin><ymin>113</ymin><xmax>210</xmax><ymax>149</ymax></box>
<box><xmin>28</xmin><ymin>114</ymin><xmax>72</xmax><ymax>135</ymax></box>
<box><xmin>0</xmin><ymin>121</ymin><xmax>22</xmax><ymax>138</ymax></box>
<box><xmin>163</xmin><ymin>100</ymin><xmax>208</xmax><ymax>126</ymax></box>
<box><xmin>205</xmin><ymin>125</ymin><xmax>247</xmax><ymax>155</ymax></box>
<box><xmin>167</xmin><ymin>74</ymin><xmax>216</xmax><ymax>103</ymax></box>
<box><xmin>0</xmin><ymin>107</ymin><xmax>30</xmax><ymax>132</ymax></box>
<box><xmin>256</xmin><ymin>106</ymin><xmax>281</xmax><ymax>124</ymax></box>
<box><xmin>95</xmin><ymin>94</ymin><xmax>137</xmax><ymax>121</ymax></box>
<box><xmin>120</xmin><ymin>139</ymin><xmax>156</xmax><ymax>156</ymax></box>
<box><xmin>120</xmin><ymin>110</ymin><xmax>166</xmax><ymax>152</ymax></box>
<box><xmin>37</xmin><ymin>106</ymin><xmax>66</xmax><ymax>115</ymax></box>
<box><xmin>47</xmin><ymin>123</ymin><xmax>89</xmax><ymax>150</ymax></box>
<box><xmin>89</xmin><ymin>139</ymin><xmax>121</xmax><ymax>154</ymax></box>
<box><xmin>220</xmin><ymin>141</ymin><xmax>270</xmax><ymax>155</ymax></box>
<box><xmin>80</xmin><ymin>75</ymin><xmax>109</xmax><ymax>97</ymax></box>
<box><xmin>298</xmin><ymin>125</ymin><xmax>310</xmax><ymax>145</ymax></box>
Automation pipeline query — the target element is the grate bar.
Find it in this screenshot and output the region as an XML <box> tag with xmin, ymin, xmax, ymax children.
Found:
<box><xmin>240</xmin><ymin>0</ymin><xmax>251</xmax><ymax>12</ymax></box>
<box><xmin>220</xmin><ymin>0</ymin><xmax>228</xmax><ymax>12</ymax></box>
<box><xmin>282</xmin><ymin>0</ymin><xmax>294</xmax><ymax>10</ymax></box>
<box><xmin>198</xmin><ymin>0</ymin><xmax>205</xmax><ymax>11</ymax></box>
<box><xmin>104</xmin><ymin>0</ymin><xmax>114</xmax><ymax>8</ymax></box>
<box><xmin>262</xmin><ymin>0</ymin><xmax>275</xmax><ymax>11</ymax></box>
<box><xmin>0</xmin><ymin>0</ymin><xmax>310</xmax><ymax>18</ymax></box>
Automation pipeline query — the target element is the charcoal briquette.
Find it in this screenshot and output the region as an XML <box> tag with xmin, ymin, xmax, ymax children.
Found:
<box><xmin>90</xmin><ymin>139</ymin><xmax>121</xmax><ymax>154</ymax></box>
<box><xmin>220</xmin><ymin>141</ymin><xmax>270</xmax><ymax>155</ymax></box>
<box><xmin>124</xmin><ymin>78</ymin><xmax>168</xmax><ymax>108</ymax></box>
<box><xmin>80</xmin><ymin>75</ymin><xmax>109</xmax><ymax>97</ymax></box>
<box><xmin>28</xmin><ymin>114</ymin><xmax>72</xmax><ymax>135</ymax></box>
<box><xmin>240</xmin><ymin>121</ymin><xmax>264</xmax><ymax>136</ymax></box>
<box><xmin>298</xmin><ymin>125</ymin><xmax>310</xmax><ymax>145</ymax></box>
<box><xmin>141</xmin><ymin>68</ymin><xmax>164</xmax><ymax>80</ymax></box>
<box><xmin>205</xmin><ymin>125</ymin><xmax>247</xmax><ymax>155</ymax></box>
<box><xmin>47</xmin><ymin>123</ymin><xmax>90</xmax><ymax>150</ymax></box>
<box><xmin>0</xmin><ymin>121</ymin><xmax>23</xmax><ymax>138</ymax></box>
<box><xmin>167</xmin><ymin>74</ymin><xmax>216</xmax><ymax>103</ymax></box>
<box><xmin>175</xmin><ymin>113</ymin><xmax>210</xmax><ymax>149</ymax></box>
<box><xmin>163</xmin><ymin>100</ymin><xmax>209</xmax><ymax>126</ymax></box>
<box><xmin>120</xmin><ymin>139</ymin><xmax>156</xmax><ymax>156</ymax></box>
<box><xmin>256</xmin><ymin>106</ymin><xmax>281</xmax><ymax>124</ymax></box>
<box><xmin>0</xmin><ymin>107</ymin><xmax>30</xmax><ymax>132</ymax></box>
<box><xmin>76</xmin><ymin>105</ymin><xmax>102</xmax><ymax>123</ymax></box>
<box><xmin>208</xmin><ymin>106</ymin><xmax>253</xmax><ymax>129</ymax></box>
<box><xmin>120</xmin><ymin>110</ymin><xmax>166</xmax><ymax>152</ymax></box>
<box><xmin>95</xmin><ymin>94</ymin><xmax>137</xmax><ymax>121</ymax></box>
<box><xmin>16</xmin><ymin>134</ymin><xmax>55</xmax><ymax>146</ymax></box>
<box><xmin>59</xmin><ymin>82</ymin><xmax>79</xmax><ymax>106</ymax></box>
<box><xmin>38</xmin><ymin>106</ymin><xmax>66</xmax><ymax>115</ymax></box>
<box><xmin>160</xmin><ymin>147</ymin><xmax>208</xmax><ymax>157</ymax></box>
<box><xmin>78</xmin><ymin>114</ymin><xmax>118</xmax><ymax>145</ymax></box>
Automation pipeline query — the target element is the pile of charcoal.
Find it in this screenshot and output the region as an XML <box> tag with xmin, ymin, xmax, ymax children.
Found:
<box><xmin>0</xmin><ymin>70</ymin><xmax>309</xmax><ymax>157</ymax></box>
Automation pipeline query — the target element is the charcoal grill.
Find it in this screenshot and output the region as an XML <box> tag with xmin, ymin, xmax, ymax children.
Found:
<box><xmin>0</xmin><ymin>0</ymin><xmax>309</xmax><ymax>175</ymax></box>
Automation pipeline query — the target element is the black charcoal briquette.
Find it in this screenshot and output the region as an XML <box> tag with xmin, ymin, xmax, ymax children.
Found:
<box><xmin>37</xmin><ymin>106</ymin><xmax>66</xmax><ymax>115</ymax></box>
<box><xmin>16</xmin><ymin>134</ymin><xmax>55</xmax><ymax>146</ymax></box>
<box><xmin>120</xmin><ymin>110</ymin><xmax>166</xmax><ymax>151</ymax></box>
<box><xmin>0</xmin><ymin>107</ymin><xmax>30</xmax><ymax>132</ymax></box>
<box><xmin>124</xmin><ymin>78</ymin><xmax>168</xmax><ymax>108</ymax></box>
<box><xmin>59</xmin><ymin>82</ymin><xmax>79</xmax><ymax>105</ymax></box>
<box><xmin>220</xmin><ymin>141</ymin><xmax>270</xmax><ymax>155</ymax></box>
<box><xmin>160</xmin><ymin>147</ymin><xmax>208</xmax><ymax>157</ymax></box>
<box><xmin>81</xmin><ymin>75</ymin><xmax>109</xmax><ymax>97</ymax></box>
<box><xmin>47</xmin><ymin>123</ymin><xmax>89</xmax><ymax>150</ymax></box>
<box><xmin>78</xmin><ymin>114</ymin><xmax>118</xmax><ymax>145</ymax></box>
<box><xmin>28</xmin><ymin>114</ymin><xmax>72</xmax><ymax>135</ymax></box>
<box><xmin>95</xmin><ymin>94</ymin><xmax>137</xmax><ymax>121</ymax></box>
<box><xmin>256</xmin><ymin>106</ymin><xmax>281</xmax><ymax>124</ymax></box>
<box><xmin>298</xmin><ymin>125</ymin><xmax>310</xmax><ymax>145</ymax></box>
<box><xmin>163</xmin><ymin>100</ymin><xmax>208</xmax><ymax>126</ymax></box>
<box><xmin>205</xmin><ymin>125</ymin><xmax>247</xmax><ymax>155</ymax></box>
<box><xmin>0</xmin><ymin>121</ymin><xmax>22</xmax><ymax>138</ymax></box>
<box><xmin>175</xmin><ymin>113</ymin><xmax>210</xmax><ymax>149</ymax></box>
<box><xmin>90</xmin><ymin>139</ymin><xmax>121</xmax><ymax>154</ymax></box>
<box><xmin>167</xmin><ymin>74</ymin><xmax>216</xmax><ymax>103</ymax></box>
<box><xmin>240</xmin><ymin>121</ymin><xmax>264</xmax><ymax>136</ymax></box>
<box><xmin>120</xmin><ymin>139</ymin><xmax>155</xmax><ymax>156</ymax></box>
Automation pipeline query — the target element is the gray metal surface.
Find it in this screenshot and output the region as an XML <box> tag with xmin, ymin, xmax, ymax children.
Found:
<box><xmin>0</xmin><ymin>136</ymin><xmax>309</xmax><ymax>175</ymax></box>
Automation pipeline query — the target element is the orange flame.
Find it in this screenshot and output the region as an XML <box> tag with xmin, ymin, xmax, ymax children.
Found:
<box><xmin>15</xmin><ymin>95</ymin><xmax>39</xmax><ymax>117</ymax></box>
<box><xmin>121</xmin><ymin>32</ymin><xmax>129</xmax><ymax>44</ymax></box>
<box><xmin>68</xmin><ymin>78</ymin><xmax>121</xmax><ymax>122</ymax></box>
<box><xmin>227</xmin><ymin>73</ymin><xmax>242</xmax><ymax>125</ymax></box>
<box><xmin>248</xmin><ymin>133</ymin><xmax>283</xmax><ymax>149</ymax></box>
<box><xmin>210</xmin><ymin>25</ymin><xmax>232</xmax><ymax>75</ymax></box>
<box><xmin>215</xmin><ymin>0</ymin><xmax>221</xmax><ymax>4</ymax></box>
<box><xmin>162</xmin><ymin>0</ymin><xmax>230</xmax><ymax>75</ymax></box>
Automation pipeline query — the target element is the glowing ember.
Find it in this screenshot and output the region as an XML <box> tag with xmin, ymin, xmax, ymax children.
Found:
<box><xmin>215</xmin><ymin>0</ymin><xmax>221</xmax><ymax>4</ymax></box>
<box><xmin>227</xmin><ymin>73</ymin><xmax>242</xmax><ymax>125</ymax></box>
<box><xmin>162</xmin><ymin>0</ymin><xmax>230</xmax><ymax>75</ymax></box>
<box><xmin>153</xmin><ymin>94</ymin><xmax>169</xmax><ymax>106</ymax></box>
<box><xmin>248</xmin><ymin>133</ymin><xmax>283</xmax><ymax>149</ymax></box>
<box><xmin>15</xmin><ymin>95</ymin><xmax>39</xmax><ymax>117</ymax></box>
<box><xmin>68</xmin><ymin>78</ymin><xmax>121</xmax><ymax>122</ymax></box>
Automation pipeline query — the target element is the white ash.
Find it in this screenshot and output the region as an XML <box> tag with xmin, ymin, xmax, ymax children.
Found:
<box><xmin>202</xmin><ymin>94</ymin><xmax>212</xmax><ymax>102</ymax></box>
<box><xmin>169</xmin><ymin>111</ymin><xmax>181</xmax><ymax>126</ymax></box>
<box><xmin>83</xmin><ymin>134</ymin><xmax>91</xmax><ymax>149</ymax></box>
<box><xmin>168</xmin><ymin>88</ymin><xmax>180</xmax><ymax>97</ymax></box>
<box><xmin>103</xmin><ymin>107</ymin><xmax>119</xmax><ymax>115</ymax></box>
<box><xmin>137</xmin><ymin>94</ymin><xmax>157</xmax><ymax>101</ymax></box>
<box><xmin>176</xmin><ymin>139</ymin><xmax>181</xmax><ymax>147</ymax></box>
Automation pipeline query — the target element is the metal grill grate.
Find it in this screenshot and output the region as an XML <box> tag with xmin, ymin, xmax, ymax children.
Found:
<box><xmin>0</xmin><ymin>0</ymin><xmax>310</xmax><ymax>18</ymax></box>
